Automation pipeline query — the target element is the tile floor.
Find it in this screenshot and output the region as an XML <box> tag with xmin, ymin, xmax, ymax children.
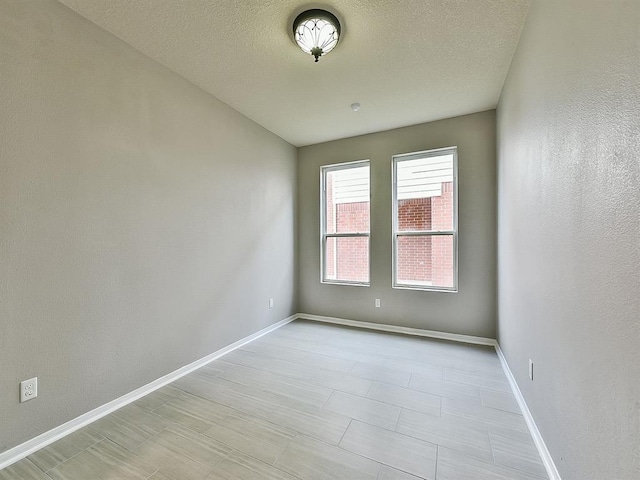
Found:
<box><xmin>0</xmin><ymin>320</ymin><xmax>548</xmax><ymax>479</ymax></box>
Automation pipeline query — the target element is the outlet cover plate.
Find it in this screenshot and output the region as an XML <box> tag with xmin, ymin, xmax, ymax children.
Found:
<box><xmin>20</xmin><ymin>377</ymin><xmax>38</xmax><ymax>402</ymax></box>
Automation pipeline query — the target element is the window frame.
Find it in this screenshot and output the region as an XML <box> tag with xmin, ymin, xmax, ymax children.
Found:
<box><xmin>320</xmin><ymin>159</ymin><xmax>371</xmax><ymax>287</ymax></box>
<box><xmin>392</xmin><ymin>146</ymin><xmax>459</xmax><ymax>292</ymax></box>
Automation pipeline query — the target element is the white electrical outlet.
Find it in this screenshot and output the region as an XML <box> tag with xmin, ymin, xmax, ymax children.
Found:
<box><xmin>20</xmin><ymin>377</ymin><xmax>38</xmax><ymax>402</ymax></box>
<box><xmin>528</xmin><ymin>359</ymin><xmax>534</xmax><ymax>381</ymax></box>
<box><xmin>375</xmin><ymin>298</ymin><xmax>381</xmax><ymax>308</ymax></box>
<box><xmin>268</xmin><ymin>298</ymin><xmax>274</xmax><ymax>309</ymax></box>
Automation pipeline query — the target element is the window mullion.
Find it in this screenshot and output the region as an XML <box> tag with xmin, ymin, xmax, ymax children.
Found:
<box><xmin>395</xmin><ymin>230</ymin><xmax>455</xmax><ymax>236</ymax></box>
<box><xmin>326</xmin><ymin>233</ymin><xmax>370</xmax><ymax>238</ymax></box>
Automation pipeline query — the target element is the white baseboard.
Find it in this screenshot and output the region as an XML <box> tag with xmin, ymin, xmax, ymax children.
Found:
<box><xmin>296</xmin><ymin>313</ymin><xmax>498</xmax><ymax>346</ymax></box>
<box><xmin>495</xmin><ymin>345</ymin><xmax>561</xmax><ymax>480</ymax></box>
<box><xmin>0</xmin><ymin>315</ymin><xmax>296</xmax><ymax>471</ymax></box>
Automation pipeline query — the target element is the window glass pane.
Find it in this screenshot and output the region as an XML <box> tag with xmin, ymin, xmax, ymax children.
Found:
<box><xmin>325</xmin><ymin>236</ymin><xmax>369</xmax><ymax>283</ymax></box>
<box><xmin>396</xmin><ymin>154</ymin><xmax>454</xmax><ymax>231</ymax></box>
<box><xmin>325</xmin><ymin>166</ymin><xmax>370</xmax><ymax>234</ymax></box>
<box><xmin>397</xmin><ymin>234</ymin><xmax>454</xmax><ymax>288</ymax></box>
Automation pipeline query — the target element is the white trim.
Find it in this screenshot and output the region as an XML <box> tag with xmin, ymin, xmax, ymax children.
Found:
<box><xmin>495</xmin><ymin>344</ymin><xmax>562</xmax><ymax>480</ymax></box>
<box><xmin>0</xmin><ymin>315</ymin><xmax>296</xmax><ymax>471</ymax></box>
<box><xmin>296</xmin><ymin>313</ymin><xmax>497</xmax><ymax>346</ymax></box>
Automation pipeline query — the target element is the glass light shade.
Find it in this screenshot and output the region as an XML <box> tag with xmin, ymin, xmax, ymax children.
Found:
<box><xmin>293</xmin><ymin>10</ymin><xmax>341</xmax><ymax>62</ymax></box>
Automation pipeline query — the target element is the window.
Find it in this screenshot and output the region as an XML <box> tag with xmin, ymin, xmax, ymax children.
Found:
<box><xmin>321</xmin><ymin>160</ymin><xmax>370</xmax><ymax>285</ymax></box>
<box><xmin>393</xmin><ymin>147</ymin><xmax>458</xmax><ymax>291</ymax></box>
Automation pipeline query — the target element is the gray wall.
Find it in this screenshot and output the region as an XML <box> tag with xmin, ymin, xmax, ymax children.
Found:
<box><xmin>298</xmin><ymin>111</ymin><xmax>497</xmax><ymax>338</ymax></box>
<box><xmin>0</xmin><ymin>0</ymin><xmax>296</xmax><ymax>453</ymax></box>
<box><xmin>497</xmin><ymin>1</ymin><xmax>640</xmax><ymax>478</ymax></box>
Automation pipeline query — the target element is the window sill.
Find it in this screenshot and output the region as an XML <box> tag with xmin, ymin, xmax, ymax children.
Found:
<box><xmin>393</xmin><ymin>284</ymin><xmax>458</xmax><ymax>293</ymax></box>
<box><xmin>322</xmin><ymin>280</ymin><xmax>370</xmax><ymax>287</ymax></box>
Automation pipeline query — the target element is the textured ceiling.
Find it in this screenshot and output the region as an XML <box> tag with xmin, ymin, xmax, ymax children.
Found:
<box><xmin>58</xmin><ymin>0</ymin><xmax>530</xmax><ymax>147</ymax></box>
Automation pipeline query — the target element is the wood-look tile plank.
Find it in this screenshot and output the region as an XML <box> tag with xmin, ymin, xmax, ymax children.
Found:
<box><xmin>89</xmin><ymin>404</ymin><xmax>168</xmax><ymax>451</ymax></box>
<box><xmin>331</xmin><ymin>346</ymin><xmax>394</xmax><ymax>365</ymax></box>
<box><xmin>435</xmin><ymin>446</ymin><xmax>547</xmax><ymax>480</ymax></box>
<box><xmin>132</xmin><ymin>427</ymin><xmax>230</xmax><ymax>480</ymax></box>
<box><xmin>395</xmin><ymin>408</ymin><xmax>494</xmax><ymax>462</ymax></box>
<box><xmin>382</xmin><ymin>358</ymin><xmax>444</xmax><ymax>379</ymax></box>
<box><xmin>263</xmin><ymin>349</ymin><xmax>354</xmax><ymax>377</ymax></box>
<box><xmin>152</xmin><ymin>392</ymin><xmax>234</xmax><ymax>433</ymax></box>
<box><xmin>311</xmin><ymin>368</ymin><xmax>374</xmax><ymax>396</ymax></box>
<box><xmin>46</xmin><ymin>439</ymin><xmax>157</xmax><ymax>480</ymax></box>
<box><xmin>324</xmin><ymin>391</ymin><xmax>401</xmax><ymax>430</ymax></box>
<box><xmin>183</xmin><ymin>369</ymin><xmax>248</xmax><ymax>390</ymax></box>
<box><xmin>443</xmin><ymin>368</ymin><xmax>511</xmax><ymax>393</ymax></box>
<box><xmin>135</xmin><ymin>454</ymin><xmax>210</xmax><ymax>480</ymax></box>
<box><xmin>480</xmin><ymin>389</ymin><xmax>521</xmax><ymax>414</ymax></box>
<box><xmin>145</xmin><ymin>426</ymin><xmax>231</xmax><ymax>468</ymax></box>
<box><xmin>146</xmin><ymin>472</ymin><xmax>174</xmax><ymax>480</ymax></box>
<box><xmin>262</xmin><ymin>380</ymin><xmax>333</xmax><ymax>410</ymax></box>
<box><xmin>265</xmin><ymin>403</ymin><xmax>351</xmax><ymax>445</ymax></box>
<box><xmin>334</xmin><ymin>339</ymin><xmax>418</xmax><ymax>361</ymax></box>
<box><xmin>219</xmin><ymin>364</ymin><xmax>333</xmax><ymax>410</ymax></box>
<box><xmin>489</xmin><ymin>427</ymin><xmax>548</xmax><ymax>478</ymax></box>
<box><xmin>187</xmin><ymin>364</ymin><xmax>232</xmax><ymax>383</ymax></box>
<box><xmin>367</xmin><ymin>382</ymin><xmax>441</xmax><ymax>417</ymax></box>
<box><xmin>206</xmin><ymin>451</ymin><xmax>300</xmax><ymax>480</ymax></box>
<box><xmin>212</xmin><ymin>411</ymin><xmax>297</xmax><ymax>445</ymax></box>
<box><xmin>172</xmin><ymin>374</ymin><xmax>282</xmax><ymax>422</ymax></box>
<box><xmin>407</xmin><ymin>344</ymin><xmax>503</xmax><ymax>375</ymax></box>
<box><xmin>377</xmin><ymin>465</ymin><xmax>424</xmax><ymax>479</ymax></box>
<box><xmin>134</xmin><ymin>385</ymin><xmax>184</xmax><ymax>411</ymax></box>
<box><xmin>253</xmin><ymin>336</ymin><xmax>341</xmax><ymax>357</ymax></box>
<box><xmin>147</xmin><ymin>472</ymin><xmax>174</xmax><ymax>480</ymax></box>
<box><xmin>340</xmin><ymin>420</ymin><xmax>437</xmax><ymax>479</ymax></box>
<box><xmin>275</xmin><ymin>434</ymin><xmax>380</xmax><ymax>480</ymax></box>
<box><xmin>439</xmin><ymin>359</ymin><xmax>505</xmax><ymax>376</ymax></box>
<box><xmin>408</xmin><ymin>374</ymin><xmax>482</xmax><ymax>403</ymax></box>
<box><xmin>238</xmin><ymin>343</ymin><xmax>302</xmax><ymax>364</ymax></box>
<box><xmin>27</xmin><ymin>427</ymin><xmax>104</xmax><ymax>472</ymax></box>
<box><xmin>256</xmin><ymin>358</ymin><xmax>316</xmax><ymax>380</ymax></box>
<box><xmin>215</xmin><ymin>349</ymin><xmax>266</xmax><ymax>368</ymax></box>
<box><xmin>441</xmin><ymin>397</ymin><xmax>529</xmax><ymax>433</ymax></box>
<box><xmin>194</xmin><ymin>371</ymin><xmax>325</xmax><ymax>417</ymax></box>
<box><xmin>204</xmin><ymin>411</ymin><xmax>296</xmax><ymax>465</ymax></box>
<box><xmin>0</xmin><ymin>459</ymin><xmax>50</xmax><ymax>480</ymax></box>
<box><xmin>349</xmin><ymin>363</ymin><xmax>412</xmax><ymax>387</ymax></box>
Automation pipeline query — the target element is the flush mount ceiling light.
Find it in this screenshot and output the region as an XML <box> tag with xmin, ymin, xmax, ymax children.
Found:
<box><xmin>292</xmin><ymin>9</ymin><xmax>341</xmax><ymax>63</ymax></box>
